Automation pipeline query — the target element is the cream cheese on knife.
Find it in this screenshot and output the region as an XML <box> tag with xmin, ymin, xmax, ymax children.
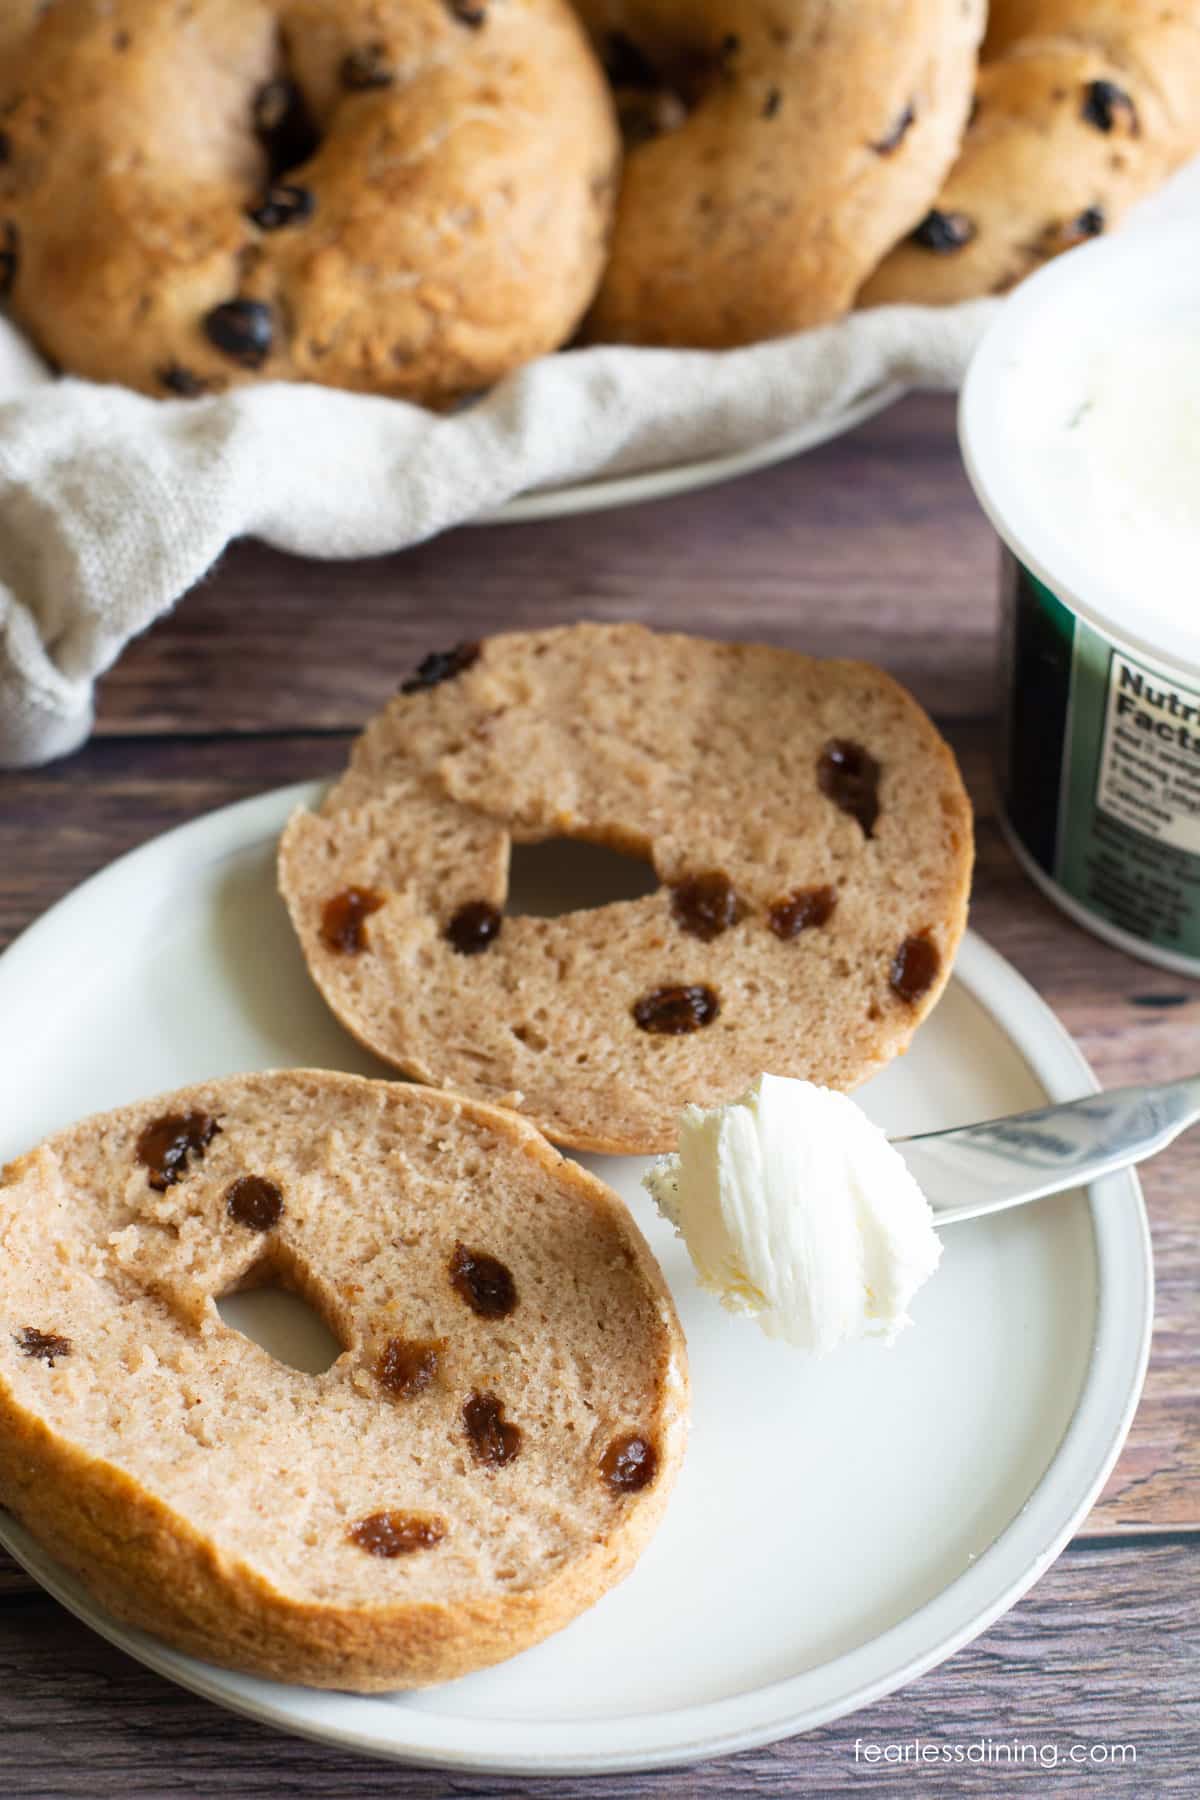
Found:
<box><xmin>644</xmin><ymin>1073</ymin><xmax>942</xmax><ymax>1355</ymax></box>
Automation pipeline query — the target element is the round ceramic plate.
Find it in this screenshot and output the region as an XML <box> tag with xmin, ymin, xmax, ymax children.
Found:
<box><xmin>478</xmin><ymin>383</ymin><xmax>905</xmax><ymax>523</ymax></box>
<box><xmin>0</xmin><ymin>785</ymin><xmax>1151</xmax><ymax>1775</ymax></box>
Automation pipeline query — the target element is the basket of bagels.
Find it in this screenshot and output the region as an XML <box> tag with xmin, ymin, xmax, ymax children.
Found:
<box><xmin>1</xmin><ymin>0</ymin><xmax>1197</xmax><ymax>405</ymax></box>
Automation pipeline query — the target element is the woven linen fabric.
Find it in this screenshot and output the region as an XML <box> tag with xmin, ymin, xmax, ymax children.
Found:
<box><xmin>3</xmin><ymin>148</ymin><xmax>1197</xmax><ymax>769</ymax></box>
<box><xmin>0</xmin><ymin>296</ymin><xmax>1001</xmax><ymax>767</ymax></box>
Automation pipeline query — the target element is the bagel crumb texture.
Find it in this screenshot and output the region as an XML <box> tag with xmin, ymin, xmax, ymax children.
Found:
<box><xmin>0</xmin><ymin>1072</ymin><xmax>686</xmax><ymax>1690</ymax></box>
<box><xmin>0</xmin><ymin>0</ymin><xmax>619</xmax><ymax>406</ymax></box>
<box><xmin>278</xmin><ymin>623</ymin><xmax>975</xmax><ymax>1153</ymax></box>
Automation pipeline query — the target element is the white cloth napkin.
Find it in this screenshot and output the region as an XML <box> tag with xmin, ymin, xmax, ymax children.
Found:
<box><xmin>9</xmin><ymin>137</ymin><xmax>1200</xmax><ymax>770</ymax></box>
<box><xmin>0</xmin><ymin>297</ymin><xmax>1001</xmax><ymax>767</ymax></box>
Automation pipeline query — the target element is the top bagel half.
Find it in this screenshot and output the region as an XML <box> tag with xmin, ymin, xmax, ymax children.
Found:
<box><xmin>278</xmin><ymin>624</ymin><xmax>974</xmax><ymax>1155</ymax></box>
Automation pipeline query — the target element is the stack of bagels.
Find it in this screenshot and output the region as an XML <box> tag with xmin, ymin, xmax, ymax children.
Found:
<box><xmin>1</xmin><ymin>0</ymin><xmax>1197</xmax><ymax>406</ymax></box>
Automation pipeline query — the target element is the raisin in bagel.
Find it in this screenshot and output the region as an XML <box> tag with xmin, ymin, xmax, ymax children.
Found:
<box><xmin>860</xmin><ymin>1</ymin><xmax>1200</xmax><ymax>306</ymax></box>
<box><xmin>279</xmin><ymin>624</ymin><xmax>974</xmax><ymax>1154</ymax></box>
<box><xmin>0</xmin><ymin>0</ymin><xmax>618</xmax><ymax>405</ymax></box>
<box><xmin>0</xmin><ymin>1071</ymin><xmax>686</xmax><ymax>1690</ymax></box>
<box><xmin>570</xmin><ymin>0</ymin><xmax>985</xmax><ymax>348</ymax></box>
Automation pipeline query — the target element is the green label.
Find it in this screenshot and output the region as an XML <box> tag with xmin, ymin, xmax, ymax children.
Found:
<box><xmin>1004</xmin><ymin>558</ymin><xmax>1200</xmax><ymax>958</ymax></box>
<box><xmin>999</xmin><ymin>556</ymin><xmax>1076</xmax><ymax>872</ymax></box>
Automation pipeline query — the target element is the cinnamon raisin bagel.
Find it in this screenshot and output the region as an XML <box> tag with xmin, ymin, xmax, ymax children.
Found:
<box><xmin>861</xmin><ymin>1</ymin><xmax>1200</xmax><ymax>306</ymax></box>
<box><xmin>0</xmin><ymin>3</ymin><xmax>39</xmax><ymax>82</ymax></box>
<box><xmin>574</xmin><ymin>0</ymin><xmax>985</xmax><ymax>348</ymax></box>
<box><xmin>278</xmin><ymin>624</ymin><xmax>974</xmax><ymax>1154</ymax></box>
<box><xmin>0</xmin><ymin>0</ymin><xmax>619</xmax><ymax>405</ymax></box>
<box><xmin>0</xmin><ymin>1071</ymin><xmax>687</xmax><ymax>1690</ymax></box>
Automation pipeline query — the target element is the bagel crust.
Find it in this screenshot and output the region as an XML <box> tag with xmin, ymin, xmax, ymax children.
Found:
<box><xmin>0</xmin><ymin>1072</ymin><xmax>687</xmax><ymax>1690</ymax></box>
<box><xmin>575</xmin><ymin>0</ymin><xmax>985</xmax><ymax>347</ymax></box>
<box><xmin>279</xmin><ymin>624</ymin><xmax>975</xmax><ymax>1153</ymax></box>
<box><xmin>861</xmin><ymin>1</ymin><xmax>1200</xmax><ymax>306</ymax></box>
<box><xmin>0</xmin><ymin>0</ymin><xmax>619</xmax><ymax>405</ymax></box>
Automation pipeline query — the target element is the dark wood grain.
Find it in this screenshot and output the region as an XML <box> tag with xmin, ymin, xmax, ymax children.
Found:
<box><xmin>0</xmin><ymin>388</ymin><xmax>1195</xmax><ymax>1792</ymax></box>
<box><xmin>0</xmin><ymin>1541</ymin><xmax>1193</xmax><ymax>1796</ymax></box>
<box><xmin>89</xmin><ymin>395</ymin><xmax>999</xmax><ymax>737</ymax></box>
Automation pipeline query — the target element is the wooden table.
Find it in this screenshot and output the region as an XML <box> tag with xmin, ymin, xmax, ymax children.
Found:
<box><xmin>0</xmin><ymin>393</ymin><xmax>1195</xmax><ymax>1796</ymax></box>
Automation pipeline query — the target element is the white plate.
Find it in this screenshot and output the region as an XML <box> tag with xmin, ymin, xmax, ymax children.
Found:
<box><xmin>478</xmin><ymin>383</ymin><xmax>904</xmax><ymax>523</ymax></box>
<box><xmin>0</xmin><ymin>784</ymin><xmax>1151</xmax><ymax>1775</ymax></box>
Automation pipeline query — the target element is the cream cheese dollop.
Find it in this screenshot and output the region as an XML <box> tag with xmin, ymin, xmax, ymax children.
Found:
<box><xmin>644</xmin><ymin>1074</ymin><xmax>942</xmax><ymax>1355</ymax></box>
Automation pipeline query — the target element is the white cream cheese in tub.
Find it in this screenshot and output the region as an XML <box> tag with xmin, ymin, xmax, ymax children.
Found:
<box><xmin>960</xmin><ymin>221</ymin><xmax>1200</xmax><ymax>975</ymax></box>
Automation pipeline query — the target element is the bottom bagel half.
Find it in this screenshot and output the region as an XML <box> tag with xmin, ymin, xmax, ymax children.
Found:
<box><xmin>0</xmin><ymin>1071</ymin><xmax>687</xmax><ymax>1691</ymax></box>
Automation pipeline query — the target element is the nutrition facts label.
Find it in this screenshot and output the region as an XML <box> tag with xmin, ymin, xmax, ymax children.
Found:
<box><xmin>1095</xmin><ymin>654</ymin><xmax>1200</xmax><ymax>854</ymax></box>
<box><xmin>1001</xmin><ymin>557</ymin><xmax>1200</xmax><ymax>963</ymax></box>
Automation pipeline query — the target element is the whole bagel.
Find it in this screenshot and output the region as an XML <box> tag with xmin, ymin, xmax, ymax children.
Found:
<box><xmin>574</xmin><ymin>0</ymin><xmax>985</xmax><ymax>348</ymax></box>
<box><xmin>0</xmin><ymin>0</ymin><xmax>619</xmax><ymax>404</ymax></box>
<box><xmin>861</xmin><ymin>1</ymin><xmax>1200</xmax><ymax>305</ymax></box>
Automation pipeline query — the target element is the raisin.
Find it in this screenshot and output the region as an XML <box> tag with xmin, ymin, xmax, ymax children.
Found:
<box><xmin>633</xmin><ymin>984</ymin><xmax>719</xmax><ymax>1034</ymax></box>
<box><xmin>0</xmin><ymin>222</ymin><xmax>18</xmax><ymax>297</ymax></box>
<box><xmin>445</xmin><ymin>0</ymin><xmax>486</xmax><ymax>25</ymax></box>
<box><xmin>252</xmin><ymin>78</ymin><xmax>320</xmax><ymax>178</ymax></box>
<box><xmin>890</xmin><ymin>932</ymin><xmax>941</xmax><ymax>1004</ymax></box>
<box><xmin>1045</xmin><ymin>206</ymin><xmax>1105</xmax><ymax>253</ymax></box>
<box><xmin>341</xmin><ymin>44</ymin><xmax>394</xmax><ymax>90</ymax></box>
<box><xmin>158</xmin><ymin>363</ymin><xmax>208</xmax><ymax>397</ymax></box>
<box><xmin>1082</xmin><ymin>79</ymin><xmax>1138</xmax><ymax>135</ymax></box>
<box><xmin>248</xmin><ymin>184</ymin><xmax>314</xmax><ymax>231</ymax></box>
<box><xmin>347</xmin><ymin>1510</ymin><xmax>446</xmax><ymax>1556</ymax></box>
<box><xmin>320</xmin><ymin>887</ymin><xmax>385</xmax><ymax>954</ymax></box>
<box><xmin>253</xmin><ymin>78</ymin><xmax>299</xmax><ymax>139</ymax></box>
<box><xmin>203</xmin><ymin>299</ymin><xmax>273</xmax><ymax>369</ymax></box>
<box><xmin>818</xmin><ymin>740</ymin><xmax>881</xmax><ymax>838</ymax></box>
<box><xmin>225</xmin><ymin>1175</ymin><xmax>283</xmax><ymax>1231</ymax></box>
<box><xmin>0</xmin><ymin>132</ymin><xmax>11</xmax><ymax>164</ymax></box>
<box><xmin>601</xmin><ymin>1433</ymin><xmax>657</xmax><ymax>1493</ymax></box>
<box><xmin>400</xmin><ymin>641</ymin><xmax>480</xmax><ymax>692</ymax></box>
<box><xmin>618</xmin><ymin>90</ymin><xmax>687</xmax><ymax>145</ymax></box>
<box><xmin>602</xmin><ymin>30</ymin><xmax>659</xmax><ymax>89</ymax></box>
<box><xmin>15</xmin><ymin>1327</ymin><xmax>72</xmax><ymax>1366</ymax></box>
<box><xmin>769</xmin><ymin>885</ymin><xmax>837</xmax><ymax>939</ymax></box>
<box><xmin>449</xmin><ymin>1242</ymin><xmax>517</xmax><ymax>1318</ymax></box>
<box><xmin>872</xmin><ymin>102</ymin><xmax>915</xmax><ymax>154</ymax></box>
<box><xmin>463</xmin><ymin>1390</ymin><xmax>522</xmax><ymax>1467</ymax></box>
<box><xmin>670</xmin><ymin>872</ymin><xmax>741</xmax><ymax>941</ymax></box>
<box><xmin>376</xmin><ymin>1336</ymin><xmax>441</xmax><ymax>1398</ymax></box>
<box><xmin>445</xmin><ymin>900</ymin><xmax>501</xmax><ymax>955</ymax></box>
<box><xmin>912</xmin><ymin>209</ymin><xmax>976</xmax><ymax>253</ymax></box>
<box><xmin>137</xmin><ymin>1112</ymin><xmax>220</xmax><ymax>1191</ymax></box>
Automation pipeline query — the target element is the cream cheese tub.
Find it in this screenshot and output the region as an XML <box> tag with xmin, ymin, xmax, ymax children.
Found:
<box><xmin>960</xmin><ymin>222</ymin><xmax>1200</xmax><ymax>977</ymax></box>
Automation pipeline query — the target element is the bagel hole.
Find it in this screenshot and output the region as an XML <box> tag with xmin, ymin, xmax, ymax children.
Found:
<box><xmin>217</xmin><ymin>1261</ymin><xmax>344</xmax><ymax>1376</ymax></box>
<box><xmin>506</xmin><ymin>838</ymin><xmax>658</xmax><ymax>919</ymax></box>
